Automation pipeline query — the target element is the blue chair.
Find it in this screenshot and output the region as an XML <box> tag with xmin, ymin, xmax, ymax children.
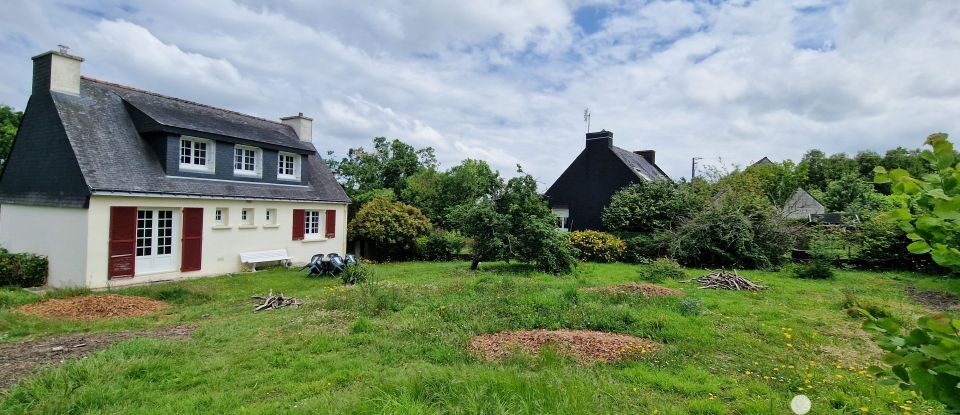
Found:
<box><xmin>302</xmin><ymin>253</ymin><xmax>325</xmax><ymax>276</ymax></box>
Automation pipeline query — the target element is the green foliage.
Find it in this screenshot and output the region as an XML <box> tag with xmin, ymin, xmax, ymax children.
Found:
<box><xmin>567</xmin><ymin>230</ymin><xmax>625</xmax><ymax>263</ymax></box>
<box><xmin>340</xmin><ymin>265</ymin><xmax>371</xmax><ymax>285</ymax></box>
<box><xmin>852</xmin><ymin>214</ymin><xmax>942</xmax><ymax>271</ymax></box>
<box><xmin>450</xmin><ymin>170</ymin><xmax>575</xmax><ymax>274</ymax></box>
<box><xmin>744</xmin><ymin>160</ymin><xmax>806</xmax><ymax>208</ymax></box>
<box><xmin>415</xmin><ymin>230</ymin><xmax>466</xmax><ymax>261</ymax></box>
<box><xmin>823</xmin><ymin>173</ymin><xmax>877</xmax><ymax>212</ymax></box>
<box><xmin>863</xmin><ymin>313</ymin><xmax>960</xmax><ymax>411</ymax></box>
<box><xmin>679</xmin><ymin>297</ymin><xmax>704</xmax><ymax>316</ymax></box>
<box><xmin>790</xmin><ymin>260</ymin><xmax>835</xmax><ymax>280</ymax></box>
<box><xmin>637</xmin><ymin>258</ymin><xmax>685</xmax><ymax>283</ymax></box>
<box><xmin>0</xmin><ymin>246</ymin><xmax>47</xmax><ymax>287</ymax></box>
<box><xmin>668</xmin><ymin>191</ymin><xmax>794</xmax><ymax>269</ymax></box>
<box><xmin>602</xmin><ymin>180</ymin><xmax>700</xmax><ymax>232</ymax></box>
<box><xmin>402</xmin><ymin>159</ymin><xmax>501</xmax><ymax>229</ymax></box>
<box><xmin>621</xmin><ymin>232</ymin><xmax>670</xmax><ymax>263</ymax></box>
<box><xmin>347</xmin><ymin>196</ymin><xmax>432</xmax><ymax>260</ymax></box>
<box><xmin>875</xmin><ymin>133</ymin><xmax>960</xmax><ymax>271</ymax></box>
<box><xmin>841</xmin><ymin>289</ymin><xmax>890</xmax><ymax>320</ymax></box>
<box><xmin>326</xmin><ymin>136</ymin><xmax>437</xmax><ymax>199</ymax></box>
<box><xmin>0</xmin><ymin>104</ymin><xmax>23</xmax><ymax>172</ymax></box>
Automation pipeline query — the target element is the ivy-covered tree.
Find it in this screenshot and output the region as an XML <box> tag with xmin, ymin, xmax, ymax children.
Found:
<box><xmin>875</xmin><ymin>133</ymin><xmax>960</xmax><ymax>271</ymax></box>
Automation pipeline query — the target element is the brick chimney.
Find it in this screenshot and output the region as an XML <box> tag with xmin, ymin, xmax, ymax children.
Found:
<box><xmin>32</xmin><ymin>47</ymin><xmax>84</xmax><ymax>95</ymax></box>
<box><xmin>280</xmin><ymin>112</ymin><xmax>313</xmax><ymax>142</ymax></box>
<box><xmin>634</xmin><ymin>150</ymin><xmax>655</xmax><ymax>164</ymax></box>
<box><xmin>586</xmin><ymin>130</ymin><xmax>613</xmax><ymax>148</ymax></box>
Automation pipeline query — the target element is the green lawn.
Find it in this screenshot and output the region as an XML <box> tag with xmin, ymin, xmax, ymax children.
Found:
<box><xmin>1</xmin><ymin>262</ymin><xmax>958</xmax><ymax>414</ymax></box>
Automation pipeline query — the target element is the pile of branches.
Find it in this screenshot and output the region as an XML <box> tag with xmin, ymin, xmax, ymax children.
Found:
<box><xmin>251</xmin><ymin>290</ymin><xmax>303</xmax><ymax>312</ymax></box>
<box><xmin>685</xmin><ymin>270</ymin><xmax>766</xmax><ymax>291</ymax></box>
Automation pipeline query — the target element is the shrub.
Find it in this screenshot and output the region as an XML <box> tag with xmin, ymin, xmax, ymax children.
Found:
<box><xmin>863</xmin><ymin>313</ymin><xmax>960</xmax><ymax>411</ymax></box>
<box><xmin>415</xmin><ymin>230</ymin><xmax>466</xmax><ymax>261</ymax></box>
<box><xmin>0</xmin><ymin>247</ymin><xmax>48</xmax><ymax>287</ymax></box>
<box><xmin>567</xmin><ymin>230</ymin><xmax>625</xmax><ymax>263</ymax></box>
<box><xmin>622</xmin><ymin>232</ymin><xmax>670</xmax><ymax>263</ymax></box>
<box><xmin>340</xmin><ymin>265</ymin><xmax>371</xmax><ymax>285</ymax></box>
<box><xmin>348</xmin><ymin>196</ymin><xmax>432</xmax><ymax>260</ymax></box>
<box><xmin>852</xmin><ymin>214</ymin><xmax>944</xmax><ymax>272</ymax></box>
<box><xmin>637</xmin><ymin>258</ymin><xmax>685</xmax><ymax>283</ymax></box>
<box><xmin>791</xmin><ymin>260</ymin><xmax>835</xmax><ymax>280</ymax></box>
<box><xmin>602</xmin><ymin>180</ymin><xmax>700</xmax><ymax>233</ymax></box>
<box><xmin>529</xmin><ymin>221</ymin><xmax>578</xmax><ymax>274</ymax></box>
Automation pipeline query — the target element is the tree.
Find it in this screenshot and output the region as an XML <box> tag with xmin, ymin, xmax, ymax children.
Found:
<box><xmin>822</xmin><ymin>173</ymin><xmax>875</xmax><ymax>212</ymax></box>
<box><xmin>602</xmin><ymin>180</ymin><xmax>699</xmax><ymax>233</ymax></box>
<box><xmin>401</xmin><ymin>159</ymin><xmax>501</xmax><ymax>229</ymax></box>
<box><xmin>0</xmin><ymin>105</ymin><xmax>23</xmax><ymax>172</ymax></box>
<box><xmin>875</xmin><ymin>133</ymin><xmax>960</xmax><ymax>271</ymax></box>
<box><xmin>855</xmin><ymin>150</ymin><xmax>883</xmax><ymax>178</ymax></box>
<box><xmin>326</xmin><ymin>137</ymin><xmax>437</xmax><ymax>198</ymax></box>
<box><xmin>347</xmin><ymin>196</ymin><xmax>432</xmax><ymax>260</ymax></box>
<box><xmin>798</xmin><ymin>149</ymin><xmax>828</xmax><ymax>191</ymax></box>
<box><xmin>745</xmin><ymin>160</ymin><xmax>805</xmax><ymax>209</ymax></box>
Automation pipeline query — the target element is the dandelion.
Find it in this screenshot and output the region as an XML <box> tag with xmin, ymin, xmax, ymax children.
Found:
<box><xmin>860</xmin><ymin>407</ymin><xmax>870</xmax><ymax>413</ymax></box>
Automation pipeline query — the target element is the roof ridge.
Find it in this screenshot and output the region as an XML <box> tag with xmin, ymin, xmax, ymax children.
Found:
<box><xmin>80</xmin><ymin>76</ymin><xmax>287</xmax><ymax>127</ymax></box>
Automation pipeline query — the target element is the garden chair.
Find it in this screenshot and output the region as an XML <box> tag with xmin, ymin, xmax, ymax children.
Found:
<box><xmin>302</xmin><ymin>253</ymin><xmax>325</xmax><ymax>276</ymax></box>
<box><xmin>345</xmin><ymin>254</ymin><xmax>361</xmax><ymax>267</ymax></box>
<box><xmin>327</xmin><ymin>254</ymin><xmax>346</xmax><ymax>276</ymax></box>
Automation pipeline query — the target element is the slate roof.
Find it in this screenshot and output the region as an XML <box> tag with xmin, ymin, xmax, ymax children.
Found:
<box><xmin>42</xmin><ymin>78</ymin><xmax>349</xmax><ymax>204</ymax></box>
<box><xmin>610</xmin><ymin>146</ymin><xmax>668</xmax><ymax>181</ymax></box>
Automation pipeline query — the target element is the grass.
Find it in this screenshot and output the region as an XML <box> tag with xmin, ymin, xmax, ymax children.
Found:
<box><xmin>0</xmin><ymin>262</ymin><xmax>958</xmax><ymax>414</ymax></box>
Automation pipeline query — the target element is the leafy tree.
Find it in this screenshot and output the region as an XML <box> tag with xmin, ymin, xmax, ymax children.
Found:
<box><xmin>882</xmin><ymin>147</ymin><xmax>928</xmax><ymax>179</ymax></box>
<box><xmin>855</xmin><ymin>150</ymin><xmax>883</xmax><ymax>178</ymax></box>
<box><xmin>0</xmin><ymin>105</ymin><xmax>23</xmax><ymax>172</ymax></box>
<box><xmin>822</xmin><ymin>173</ymin><xmax>875</xmax><ymax>212</ymax></box>
<box><xmin>746</xmin><ymin>160</ymin><xmax>805</xmax><ymax>209</ymax></box>
<box><xmin>327</xmin><ymin>137</ymin><xmax>437</xmax><ymax>198</ymax></box>
<box><xmin>401</xmin><ymin>159</ymin><xmax>501</xmax><ymax>229</ymax></box>
<box><xmin>875</xmin><ymin>133</ymin><xmax>960</xmax><ymax>271</ymax></box>
<box><xmin>798</xmin><ymin>149</ymin><xmax>828</xmax><ymax>191</ymax></box>
<box><xmin>347</xmin><ymin>196</ymin><xmax>432</xmax><ymax>260</ymax></box>
<box><xmin>823</xmin><ymin>152</ymin><xmax>858</xmax><ymax>184</ymax></box>
<box><xmin>602</xmin><ymin>180</ymin><xmax>699</xmax><ymax>233</ymax></box>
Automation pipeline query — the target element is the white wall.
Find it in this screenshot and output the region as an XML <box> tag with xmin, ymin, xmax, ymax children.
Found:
<box><xmin>86</xmin><ymin>195</ymin><xmax>348</xmax><ymax>289</ymax></box>
<box><xmin>0</xmin><ymin>204</ymin><xmax>89</xmax><ymax>287</ymax></box>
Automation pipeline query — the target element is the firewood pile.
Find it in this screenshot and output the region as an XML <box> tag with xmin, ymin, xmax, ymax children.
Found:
<box><xmin>251</xmin><ymin>290</ymin><xmax>303</xmax><ymax>312</ymax></box>
<box><xmin>685</xmin><ymin>270</ymin><xmax>766</xmax><ymax>291</ymax></box>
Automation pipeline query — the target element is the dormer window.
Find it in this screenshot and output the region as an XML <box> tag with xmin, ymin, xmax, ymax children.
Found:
<box><xmin>277</xmin><ymin>152</ymin><xmax>301</xmax><ymax>181</ymax></box>
<box><xmin>179</xmin><ymin>137</ymin><xmax>215</xmax><ymax>173</ymax></box>
<box><xmin>233</xmin><ymin>145</ymin><xmax>262</xmax><ymax>178</ymax></box>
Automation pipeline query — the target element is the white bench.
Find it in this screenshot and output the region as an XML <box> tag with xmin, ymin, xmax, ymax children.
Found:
<box><xmin>239</xmin><ymin>249</ymin><xmax>292</xmax><ymax>272</ymax></box>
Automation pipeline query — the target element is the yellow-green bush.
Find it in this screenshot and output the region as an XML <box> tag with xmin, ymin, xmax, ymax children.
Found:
<box><xmin>567</xmin><ymin>230</ymin><xmax>625</xmax><ymax>263</ymax></box>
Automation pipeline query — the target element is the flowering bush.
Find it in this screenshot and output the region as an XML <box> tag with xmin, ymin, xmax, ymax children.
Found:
<box><xmin>567</xmin><ymin>230</ymin><xmax>625</xmax><ymax>263</ymax></box>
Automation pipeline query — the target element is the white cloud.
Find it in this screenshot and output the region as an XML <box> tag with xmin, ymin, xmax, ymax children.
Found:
<box><xmin>1</xmin><ymin>0</ymin><xmax>959</xmax><ymax>186</ymax></box>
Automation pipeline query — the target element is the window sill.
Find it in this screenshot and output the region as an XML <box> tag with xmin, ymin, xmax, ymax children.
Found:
<box><xmin>233</xmin><ymin>171</ymin><xmax>261</xmax><ymax>179</ymax></box>
<box><xmin>238</xmin><ymin>224</ymin><xmax>258</xmax><ymax>229</ymax></box>
<box><xmin>277</xmin><ymin>175</ymin><xmax>301</xmax><ymax>182</ymax></box>
<box><xmin>212</xmin><ymin>225</ymin><xmax>233</xmax><ymax>230</ymax></box>
<box><xmin>179</xmin><ymin>165</ymin><xmax>215</xmax><ymax>174</ymax></box>
<box><xmin>301</xmin><ymin>237</ymin><xmax>328</xmax><ymax>243</ymax></box>
<box><xmin>262</xmin><ymin>224</ymin><xmax>280</xmax><ymax>229</ymax></box>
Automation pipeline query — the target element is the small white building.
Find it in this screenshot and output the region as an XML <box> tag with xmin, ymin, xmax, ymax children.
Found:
<box><xmin>0</xmin><ymin>50</ymin><xmax>350</xmax><ymax>288</ymax></box>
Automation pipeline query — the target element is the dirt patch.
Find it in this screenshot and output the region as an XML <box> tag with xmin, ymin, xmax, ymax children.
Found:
<box><xmin>0</xmin><ymin>325</ymin><xmax>194</xmax><ymax>391</ymax></box>
<box><xmin>582</xmin><ymin>283</ymin><xmax>683</xmax><ymax>297</ymax></box>
<box><xmin>17</xmin><ymin>294</ymin><xmax>170</xmax><ymax>320</ymax></box>
<box><xmin>469</xmin><ymin>329</ymin><xmax>658</xmax><ymax>364</ymax></box>
<box><xmin>906</xmin><ymin>287</ymin><xmax>960</xmax><ymax>311</ymax></box>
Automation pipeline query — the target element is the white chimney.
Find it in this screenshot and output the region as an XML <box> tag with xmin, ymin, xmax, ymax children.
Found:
<box><xmin>280</xmin><ymin>112</ymin><xmax>313</xmax><ymax>142</ymax></box>
<box><xmin>31</xmin><ymin>46</ymin><xmax>83</xmax><ymax>95</ymax></box>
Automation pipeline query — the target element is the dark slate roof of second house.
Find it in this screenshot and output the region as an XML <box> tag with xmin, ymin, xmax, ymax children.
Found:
<box><xmin>48</xmin><ymin>77</ymin><xmax>349</xmax><ymax>204</ymax></box>
<box><xmin>610</xmin><ymin>146</ymin><xmax>669</xmax><ymax>181</ymax></box>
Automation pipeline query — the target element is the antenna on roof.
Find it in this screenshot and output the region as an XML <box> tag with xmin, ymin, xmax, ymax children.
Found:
<box><xmin>583</xmin><ymin>108</ymin><xmax>591</xmax><ymax>133</ymax></box>
<box><xmin>58</xmin><ymin>44</ymin><xmax>70</xmax><ymax>54</ymax></box>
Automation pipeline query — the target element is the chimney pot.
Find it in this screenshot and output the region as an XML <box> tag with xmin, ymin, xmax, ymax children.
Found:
<box><xmin>281</xmin><ymin>113</ymin><xmax>313</xmax><ymax>142</ymax></box>
<box><xmin>31</xmin><ymin>49</ymin><xmax>83</xmax><ymax>95</ymax></box>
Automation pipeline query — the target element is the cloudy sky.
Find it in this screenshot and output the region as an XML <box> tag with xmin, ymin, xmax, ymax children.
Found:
<box><xmin>2</xmin><ymin>0</ymin><xmax>959</xmax><ymax>186</ymax></box>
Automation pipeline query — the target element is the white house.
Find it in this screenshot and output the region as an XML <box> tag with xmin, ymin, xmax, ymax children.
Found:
<box><xmin>0</xmin><ymin>50</ymin><xmax>351</xmax><ymax>288</ymax></box>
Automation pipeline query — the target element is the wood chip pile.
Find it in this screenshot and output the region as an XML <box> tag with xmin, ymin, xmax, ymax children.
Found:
<box><xmin>469</xmin><ymin>329</ymin><xmax>658</xmax><ymax>364</ymax></box>
<box><xmin>686</xmin><ymin>270</ymin><xmax>766</xmax><ymax>291</ymax></box>
<box><xmin>17</xmin><ymin>294</ymin><xmax>170</xmax><ymax>320</ymax></box>
<box><xmin>582</xmin><ymin>283</ymin><xmax>683</xmax><ymax>297</ymax></box>
<box><xmin>252</xmin><ymin>290</ymin><xmax>303</xmax><ymax>312</ymax></box>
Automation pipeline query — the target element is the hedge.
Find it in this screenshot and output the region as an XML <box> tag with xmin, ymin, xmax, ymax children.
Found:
<box><xmin>0</xmin><ymin>247</ymin><xmax>48</xmax><ymax>287</ymax></box>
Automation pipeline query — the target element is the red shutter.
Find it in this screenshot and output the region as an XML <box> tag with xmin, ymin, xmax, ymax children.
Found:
<box><xmin>325</xmin><ymin>209</ymin><xmax>336</xmax><ymax>238</ymax></box>
<box><xmin>292</xmin><ymin>209</ymin><xmax>305</xmax><ymax>240</ymax></box>
<box><xmin>108</xmin><ymin>206</ymin><xmax>137</xmax><ymax>279</ymax></box>
<box><xmin>181</xmin><ymin>208</ymin><xmax>203</xmax><ymax>272</ymax></box>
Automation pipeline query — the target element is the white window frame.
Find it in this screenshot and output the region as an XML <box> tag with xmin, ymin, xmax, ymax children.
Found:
<box><xmin>265</xmin><ymin>208</ymin><xmax>277</xmax><ymax>225</ymax></box>
<box><xmin>304</xmin><ymin>210</ymin><xmax>324</xmax><ymax>240</ymax></box>
<box><xmin>233</xmin><ymin>145</ymin><xmax>262</xmax><ymax>178</ymax></box>
<box><xmin>551</xmin><ymin>208</ymin><xmax>570</xmax><ymax>232</ymax></box>
<box><xmin>241</xmin><ymin>208</ymin><xmax>254</xmax><ymax>225</ymax></box>
<box><xmin>277</xmin><ymin>152</ymin><xmax>301</xmax><ymax>182</ymax></box>
<box><xmin>179</xmin><ymin>136</ymin><xmax>216</xmax><ymax>174</ymax></box>
<box><xmin>214</xmin><ymin>207</ymin><xmax>228</xmax><ymax>226</ymax></box>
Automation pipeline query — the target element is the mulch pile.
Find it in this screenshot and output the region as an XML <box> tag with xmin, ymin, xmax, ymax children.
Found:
<box><xmin>583</xmin><ymin>283</ymin><xmax>683</xmax><ymax>297</ymax></box>
<box><xmin>17</xmin><ymin>294</ymin><xmax>170</xmax><ymax>320</ymax></box>
<box><xmin>906</xmin><ymin>287</ymin><xmax>960</xmax><ymax>311</ymax></box>
<box><xmin>469</xmin><ymin>329</ymin><xmax>658</xmax><ymax>364</ymax></box>
<box><xmin>0</xmin><ymin>325</ymin><xmax>194</xmax><ymax>390</ymax></box>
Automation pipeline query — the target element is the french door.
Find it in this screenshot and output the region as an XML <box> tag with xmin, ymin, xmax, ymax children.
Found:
<box><xmin>134</xmin><ymin>209</ymin><xmax>178</xmax><ymax>274</ymax></box>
